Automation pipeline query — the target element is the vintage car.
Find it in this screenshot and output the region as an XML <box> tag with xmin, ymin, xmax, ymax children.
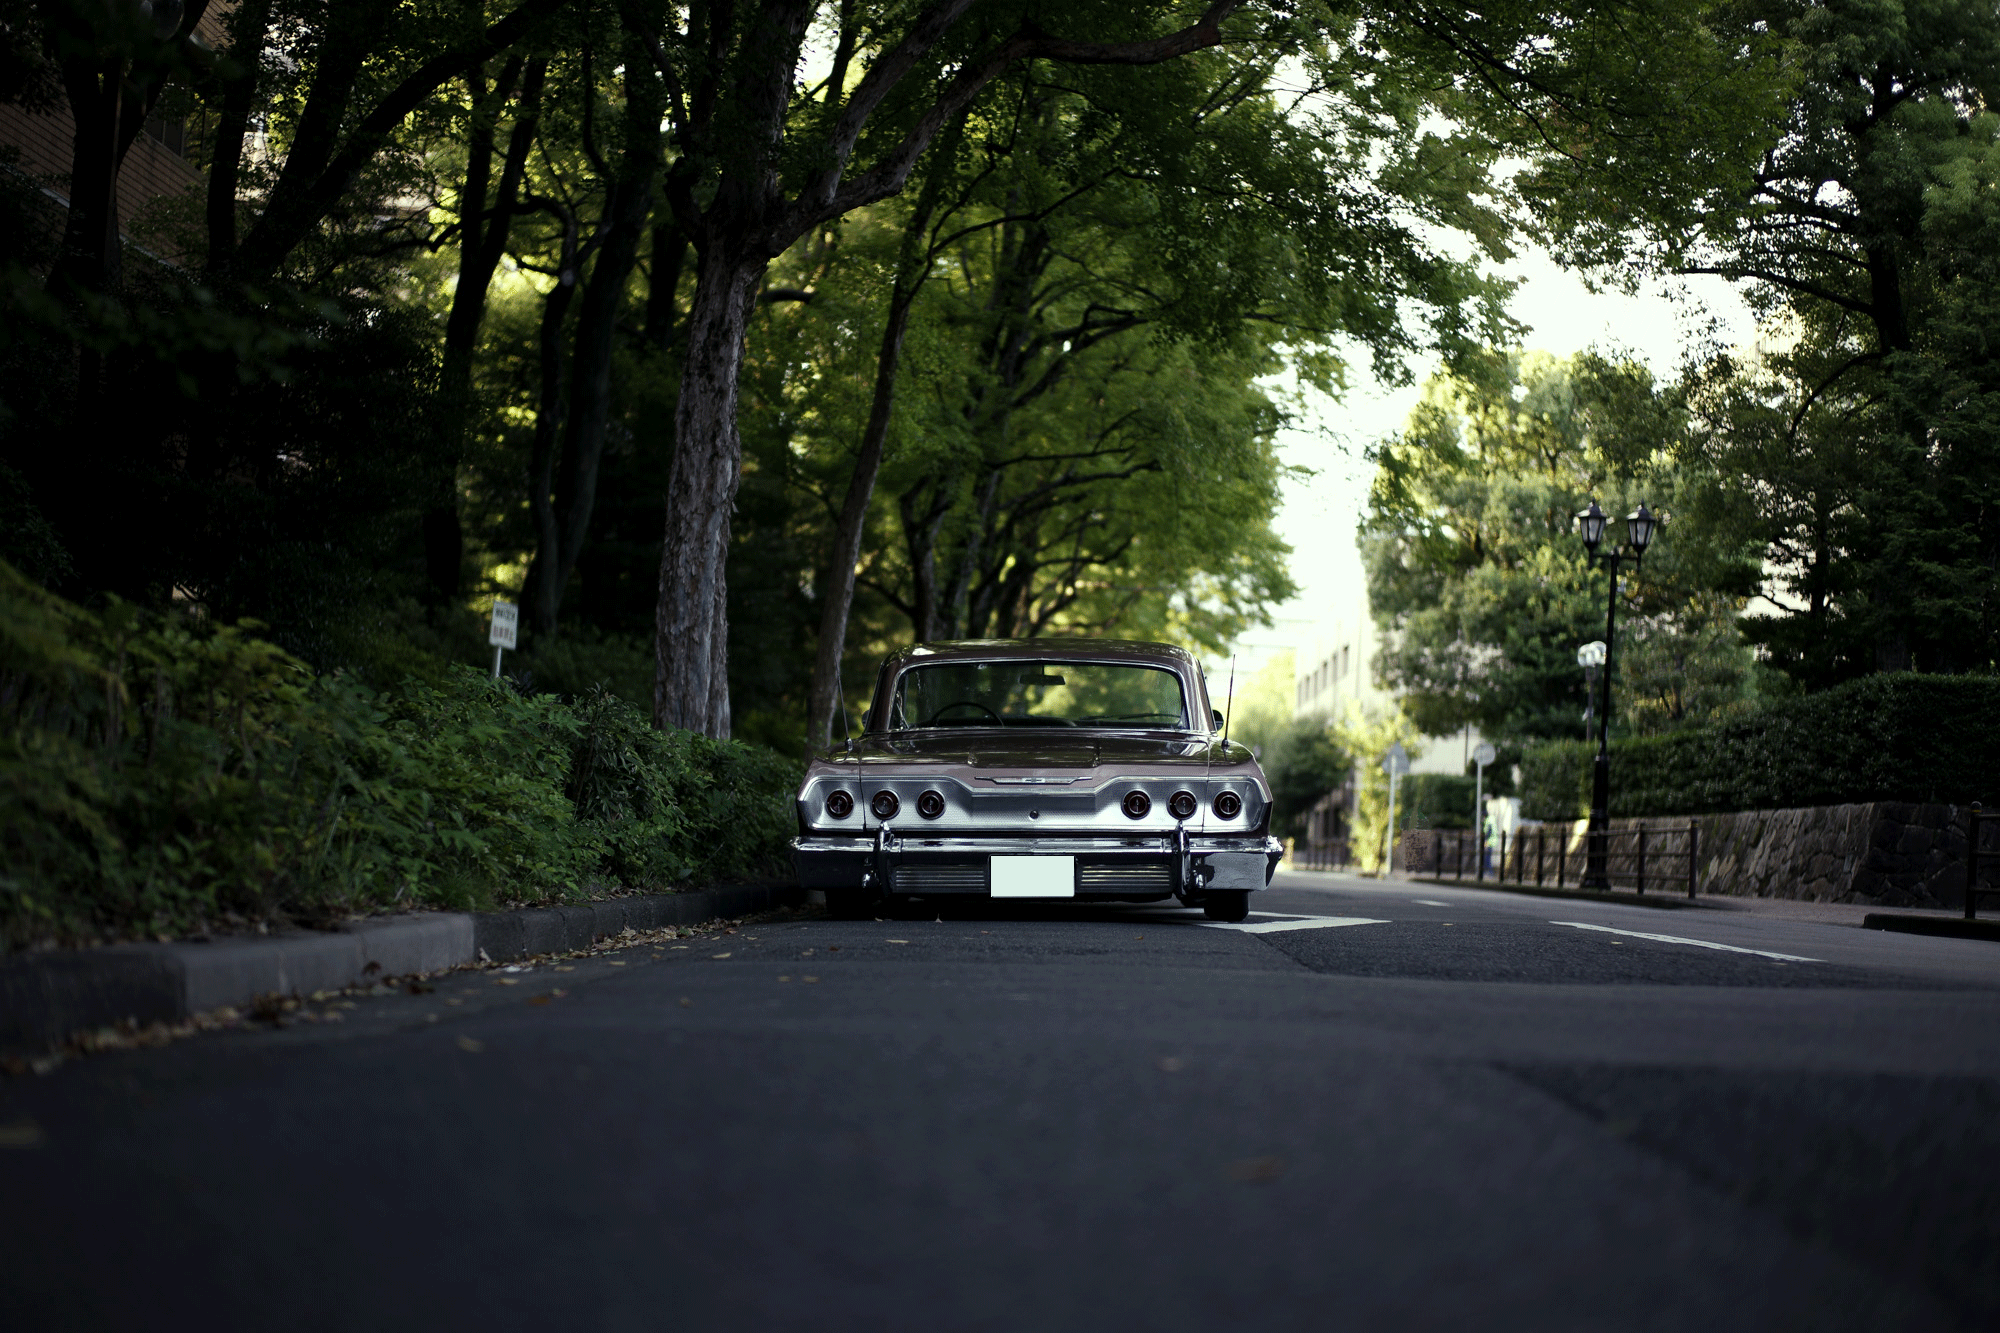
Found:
<box><xmin>791</xmin><ymin>639</ymin><xmax>1283</xmax><ymax>921</ymax></box>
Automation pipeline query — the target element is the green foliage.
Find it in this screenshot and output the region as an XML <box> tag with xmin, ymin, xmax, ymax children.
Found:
<box><xmin>1363</xmin><ymin>350</ymin><xmax>1759</xmax><ymax>744</ymax></box>
<box><xmin>1262</xmin><ymin>716</ymin><xmax>1352</xmax><ymax>837</ymax></box>
<box><xmin>1223</xmin><ymin>651</ymin><xmax>1296</xmax><ymax>752</ymax></box>
<box><xmin>1517</xmin><ymin>672</ymin><xmax>2000</xmax><ymax>820</ymax></box>
<box><xmin>1401</xmin><ymin>774</ymin><xmax>1477</xmax><ymax>830</ymax></box>
<box><xmin>1634</xmin><ymin>2</ymin><xmax>2000</xmax><ymax>682</ymax></box>
<box><xmin>1332</xmin><ymin>705</ymin><xmax>1427</xmax><ymax>873</ymax></box>
<box><xmin>0</xmin><ymin>563</ymin><xmax>797</xmax><ymax>951</ymax></box>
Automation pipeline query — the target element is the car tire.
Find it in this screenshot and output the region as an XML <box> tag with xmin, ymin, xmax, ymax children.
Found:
<box><xmin>1202</xmin><ymin>890</ymin><xmax>1250</xmax><ymax>923</ymax></box>
<box><xmin>826</xmin><ymin>886</ymin><xmax>875</xmax><ymax>920</ymax></box>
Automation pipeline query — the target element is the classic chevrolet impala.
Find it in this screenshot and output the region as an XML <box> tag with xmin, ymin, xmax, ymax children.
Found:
<box><xmin>791</xmin><ymin>639</ymin><xmax>1283</xmax><ymax>921</ymax></box>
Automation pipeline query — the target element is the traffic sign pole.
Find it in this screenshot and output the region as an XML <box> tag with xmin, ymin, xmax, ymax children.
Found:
<box><xmin>1471</xmin><ymin>741</ymin><xmax>1496</xmax><ymax>876</ymax></box>
<box><xmin>489</xmin><ymin>599</ymin><xmax>519</xmax><ymax>679</ymax></box>
<box><xmin>1382</xmin><ymin>742</ymin><xmax>1411</xmax><ymax>875</ymax></box>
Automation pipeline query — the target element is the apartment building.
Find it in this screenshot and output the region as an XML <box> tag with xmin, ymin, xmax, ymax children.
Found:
<box><xmin>0</xmin><ymin>7</ymin><xmax>233</xmax><ymax>249</ymax></box>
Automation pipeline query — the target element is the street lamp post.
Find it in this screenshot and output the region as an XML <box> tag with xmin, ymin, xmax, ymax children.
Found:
<box><xmin>1575</xmin><ymin>500</ymin><xmax>1656</xmax><ymax>890</ymax></box>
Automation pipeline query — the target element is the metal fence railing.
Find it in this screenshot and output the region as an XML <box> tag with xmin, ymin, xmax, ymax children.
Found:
<box><xmin>1420</xmin><ymin>820</ymin><xmax>1703</xmax><ymax>899</ymax></box>
<box><xmin>1294</xmin><ymin>838</ymin><xmax>1353</xmax><ymax>872</ymax></box>
<box><xmin>1967</xmin><ymin>804</ymin><xmax>2000</xmax><ymax>921</ymax></box>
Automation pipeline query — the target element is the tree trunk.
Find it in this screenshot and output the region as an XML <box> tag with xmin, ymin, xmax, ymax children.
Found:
<box><xmin>524</xmin><ymin>231</ymin><xmax>580</xmax><ymax>630</ymax></box>
<box><xmin>653</xmin><ymin>246</ymin><xmax>765</xmax><ymax>735</ymax></box>
<box><xmin>204</xmin><ymin>0</ymin><xmax>271</xmax><ymax>265</ymax></box>
<box><xmin>803</xmin><ymin>179</ymin><xmax>944</xmax><ymax>749</ymax></box>
<box><xmin>430</xmin><ymin>56</ymin><xmax>538</xmax><ymax>601</ymax></box>
<box><xmin>521</xmin><ymin>47</ymin><xmax>658</xmax><ymax>637</ymax></box>
<box><xmin>804</xmin><ymin>282</ymin><xmax>918</xmax><ymax>749</ymax></box>
<box><xmin>51</xmin><ymin>59</ymin><xmax>123</xmax><ymax>299</ymax></box>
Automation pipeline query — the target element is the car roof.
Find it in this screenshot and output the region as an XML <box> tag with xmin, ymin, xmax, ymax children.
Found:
<box><xmin>881</xmin><ymin>639</ymin><xmax>1199</xmax><ymax>669</ymax></box>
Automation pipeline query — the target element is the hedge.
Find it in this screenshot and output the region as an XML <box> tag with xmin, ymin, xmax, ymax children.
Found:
<box><xmin>1400</xmin><ymin>774</ymin><xmax>1478</xmax><ymax>829</ymax></box>
<box><xmin>0</xmin><ymin>562</ymin><xmax>798</xmax><ymax>951</ymax></box>
<box><xmin>1518</xmin><ymin>673</ymin><xmax>2000</xmax><ymax>820</ymax></box>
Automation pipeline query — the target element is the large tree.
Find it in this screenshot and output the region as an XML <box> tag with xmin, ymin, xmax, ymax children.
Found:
<box><xmin>1526</xmin><ymin>0</ymin><xmax>2000</xmax><ymax>681</ymax></box>
<box><xmin>645</xmin><ymin>1</ymin><xmax>1246</xmax><ymax>737</ymax></box>
<box><xmin>1362</xmin><ymin>351</ymin><xmax>1761</xmax><ymax>743</ymax></box>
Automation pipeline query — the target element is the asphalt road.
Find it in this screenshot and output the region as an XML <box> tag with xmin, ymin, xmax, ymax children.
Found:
<box><xmin>6</xmin><ymin>870</ymin><xmax>2000</xmax><ymax>1331</ymax></box>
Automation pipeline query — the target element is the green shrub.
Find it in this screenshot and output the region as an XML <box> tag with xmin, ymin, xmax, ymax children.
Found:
<box><xmin>0</xmin><ymin>562</ymin><xmax>799</xmax><ymax>950</ymax></box>
<box><xmin>1402</xmin><ymin>774</ymin><xmax>1476</xmax><ymax>829</ymax></box>
<box><xmin>1518</xmin><ymin>673</ymin><xmax>2000</xmax><ymax>819</ymax></box>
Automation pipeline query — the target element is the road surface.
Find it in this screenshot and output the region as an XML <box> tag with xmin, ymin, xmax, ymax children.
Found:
<box><xmin>5</xmin><ymin>870</ymin><xmax>1999</xmax><ymax>1330</ymax></box>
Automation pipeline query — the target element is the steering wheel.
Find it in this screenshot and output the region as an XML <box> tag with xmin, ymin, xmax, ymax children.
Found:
<box><xmin>926</xmin><ymin>700</ymin><xmax>1001</xmax><ymax>726</ymax></box>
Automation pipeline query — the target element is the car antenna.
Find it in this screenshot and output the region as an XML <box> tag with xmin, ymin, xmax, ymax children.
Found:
<box><xmin>836</xmin><ymin>663</ymin><xmax>855</xmax><ymax>754</ymax></box>
<box><xmin>1220</xmin><ymin>654</ymin><xmax>1237</xmax><ymax>750</ymax></box>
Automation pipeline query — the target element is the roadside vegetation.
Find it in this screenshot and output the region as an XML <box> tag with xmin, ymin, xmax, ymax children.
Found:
<box><xmin>0</xmin><ymin>563</ymin><xmax>795</xmax><ymax>952</ymax></box>
<box><xmin>1359</xmin><ymin>4</ymin><xmax>2000</xmax><ymax>807</ymax></box>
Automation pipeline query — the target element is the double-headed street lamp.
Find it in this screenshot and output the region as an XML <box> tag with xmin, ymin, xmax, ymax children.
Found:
<box><xmin>1575</xmin><ymin>499</ymin><xmax>1657</xmax><ymax>890</ymax></box>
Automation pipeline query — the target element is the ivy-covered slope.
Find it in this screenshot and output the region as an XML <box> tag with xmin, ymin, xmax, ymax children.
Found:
<box><xmin>0</xmin><ymin>563</ymin><xmax>797</xmax><ymax>952</ymax></box>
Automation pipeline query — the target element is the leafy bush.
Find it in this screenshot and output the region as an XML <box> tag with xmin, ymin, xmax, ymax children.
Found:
<box><xmin>0</xmin><ymin>562</ymin><xmax>798</xmax><ymax>950</ymax></box>
<box><xmin>1518</xmin><ymin>673</ymin><xmax>2000</xmax><ymax>819</ymax></box>
<box><xmin>1261</xmin><ymin>717</ymin><xmax>1351</xmax><ymax>835</ymax></box>
<box><xmin>1401</xmin><ymin>774</ymin><xmax>1476</xmax><ymax>829</ymax></box>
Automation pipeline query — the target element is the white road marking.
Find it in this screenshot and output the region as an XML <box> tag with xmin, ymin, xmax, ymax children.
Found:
<box><xmin>1411</xmin><ymin>900</ymin><xmax>1451</xmax><ymax>907</ymax></box>
<box><xmin>1206</xmin><ymin>916</ymin><xmax>1391</xmax><ymax>934</ymax></box>
<box><xmin>1551</xmin><ymin>920</ymin><xmax>1822</xmax><ymax>963</ymax></box>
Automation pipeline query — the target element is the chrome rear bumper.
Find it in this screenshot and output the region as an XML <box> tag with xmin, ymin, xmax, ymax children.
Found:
<box><xmin>790</xmin><ymin>831</ymin><xmax>1282</xmax><ymax>895</ymax></box>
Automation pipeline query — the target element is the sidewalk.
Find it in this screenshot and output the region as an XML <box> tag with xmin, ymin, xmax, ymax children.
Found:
<box><xmin>1287</xmin><ymin>861</ymin><xmax>1982</xmax><ymax>928</ymax></box>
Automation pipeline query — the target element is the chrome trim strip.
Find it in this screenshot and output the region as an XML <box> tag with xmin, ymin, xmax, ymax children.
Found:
<box><xmin>792</xmin><ymin>834</ymin><xmax>1280</xmax><ymax>856</ymax></box>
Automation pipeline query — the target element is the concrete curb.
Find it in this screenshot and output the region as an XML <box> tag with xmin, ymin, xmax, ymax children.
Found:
<box><xmin>1863</xmin><ymin>913</ymin><xmax>2000</xmax><ymax>943</ymax></box>
<box><xmin>1</xmin><ymin>882</ymin><xmax>800</xmax><ymax>1052</ymax></box>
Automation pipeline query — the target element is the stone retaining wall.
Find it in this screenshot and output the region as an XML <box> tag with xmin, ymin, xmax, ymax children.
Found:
<box><xmin>1431</xmin><ymin>804</ymin><xmax>1999</xmax><ymax>907</ymax></box>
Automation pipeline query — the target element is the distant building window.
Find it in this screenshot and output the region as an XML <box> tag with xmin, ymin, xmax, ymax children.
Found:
<box><xmin>143</xmin><ymin>108</ymin><xmax>213</xmax><ymax>162</ymax></box>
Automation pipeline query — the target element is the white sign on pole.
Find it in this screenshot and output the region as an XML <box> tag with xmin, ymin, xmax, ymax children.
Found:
<box><xmin>489</xmin><ymin>600</ymin><xmax>519</xmax><ymax>649</ymax></box>
<box><xmin>1381</xmin><ymin>742</ymin><xmax>1409</xmax><ymax>873</ymax></box>
<box><xmin>1471</xmin><ymin>741</ymin><xmax>1495</xmax><ymax>871</ymax></box>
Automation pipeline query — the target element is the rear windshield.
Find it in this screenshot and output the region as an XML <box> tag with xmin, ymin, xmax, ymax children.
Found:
<box><xmin>890</xmin><ymin>660</ymin><xmax>1188</xmax><ymax>730</ymax></box>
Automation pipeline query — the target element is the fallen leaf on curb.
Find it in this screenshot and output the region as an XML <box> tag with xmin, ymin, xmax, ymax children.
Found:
<box><xmin>778</xmin><ymin>975</ymin><xmax>791</xmax><ymax>982</ymax></box>
<box><xmin>802</xmin><ymin>976</ymin><xmax>820</xmax><ymax>984</ymax></box>
<box><xmin>886</xmin><ymin>940</ymin><xmax>909</xmax><ymax>945</ymax></box>
<box><xmin>456</xmin><ymin>1036</ymin><xmax>485</xmax><ymax>1053</ymax></box>
<box><xmin>444</xmin><ymin>998</ymin><xmax>464</xmax><ymax>1006</ymax></box>
<box><xmin>554</xmin><ymin>966</ymin><xmax>575</xmax><ymax>973</ymax></box>
<box><xmin>606</xmin><ymin>960</ymin><xmax>627</xmax><ymax>967</ymax></box>
<box><xmin>678</xmin><ymin>997</ymin><xmax>693</xmax><ymax>1007</ymax></box>
<box><xmin>529</xmin><ymin>995</ymin><xmax>552</xmax><ymax>1007</ymax></box>
<box><xmin>1228</xmin><ymin>1156</ymin><xmax>1284</xmax><ymax>1183</ymax></box>
<box><xmin>0</xmin><ymin>1119</ymin><xmax>45</xmax><ymax>1148</ymax></box>
<box><xmin>827</xmin><ymin>946</ymin><xmax>841</xmax><ymax>952</ymax></box>
<box><xmin>710</xmin><ymin>952</ymin><xmax>731</xmax><ymax>959</ymax></box>
<box><xmin>493</xmin><ymin>978</ymin><xmax>519</xmax><ymax>987</ymax></box>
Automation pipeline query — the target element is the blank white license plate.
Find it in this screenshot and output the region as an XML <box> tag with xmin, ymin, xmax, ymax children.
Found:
<box><xmin>989</xmin><ymin>855</ymin><xmax>1075</xmax><ymax>898</ymax></box>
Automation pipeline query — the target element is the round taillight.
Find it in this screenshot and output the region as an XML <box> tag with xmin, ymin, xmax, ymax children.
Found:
<box><xmin>1121</xmin><ymin>790</ymin><xmax>1151</xmax><ymax>819</ymax></box>
<box><xmin>916</xmin><ymin>790</ymin><xmax>946</xmax><ymax>819</ymax></box>
<box><xmin>1213</xmin><ymin>790</ymin><xmax>1242</xmax><ymax>819</ymax></box>
<box><xmin>824</xmin><ymin>790</ymin><xmax>853</xmax><ymax>819</ymax></box>
<box><xmin>1168</xmin><ymin>790</ymin><xmax>1198</xmax><ymax>820</ymax></box>
<box><xmin>870</xmin><ymin>790</ymin><xmax>900</xmax><ymax>820</ymax></box>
